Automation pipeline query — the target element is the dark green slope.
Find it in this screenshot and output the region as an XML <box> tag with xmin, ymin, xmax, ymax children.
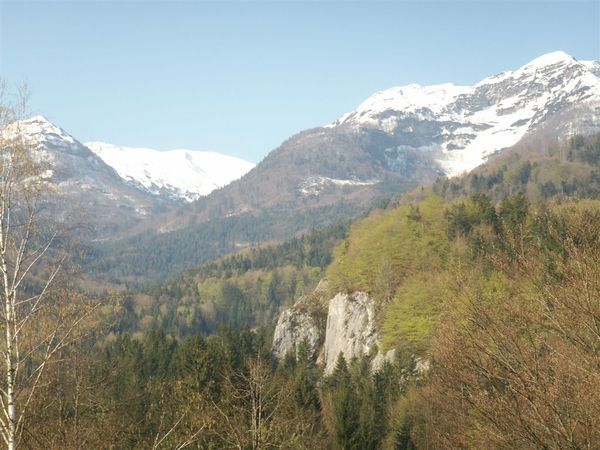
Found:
<box><xmin>89</xmin><ymin>126</ymin><xmax>440</xmax><ymax>285</ymax></box>
<box><xmin>109</xmin><ymin>132</ymin><xmax>600</xmax><ymax>337</ymax></box>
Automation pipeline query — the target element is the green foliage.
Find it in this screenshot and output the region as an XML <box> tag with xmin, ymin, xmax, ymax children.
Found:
<box><xmin>293</xmin><ymin>338</ymin><xmax>321</xmax><ymax>410</ymax></box>
<box><xmin>402</xmin><ymin>198</ymin><xmax>600</xmax><ymax>448</ymax></box>
<box><xmin>569</xmin><ymin>133</ymin><xmax>600</xmax><ymax>165</ymax></box>
<box><xmin>381</xmin><ymin>273</ymin><xmax>448</xmax><ymax>353</ymax></box>
<box><xmin>327</xmin><ymin>194</ymin><xmax>449</xmax><ymax>298</ymax></box>
<box><xmin>112</xmin><ymin>223</ymin><xmax>348</xmax><ymax>338</ymax></box>
<box><xmin>322</xmin><ymin>354</ymin><xmax>407</xmax><ymax>450</ymax></box>
<box><xmin>498</xmin><ymin>192</ymin><xmax>529</xmax><ymax>231</ymax></box>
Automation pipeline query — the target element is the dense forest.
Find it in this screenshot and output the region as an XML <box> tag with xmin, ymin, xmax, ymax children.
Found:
<box><xmin>24</xmin><ymin>191</ymin><xmax>599</xmax><ymax>449</ymax></box>
<box><xmin>88</xmin><ymin>201</ymin><xmax>368</xmax><ymax>287</ymax></box>
<box><xmin>5</xmin><ymin>133</ymin><xmax>599</xmax><ymax>448</ymax></box>
<box><xmin>110</xmin><ymin>223</ymin><xmax>348</xmax><ymax>338</ymax></box>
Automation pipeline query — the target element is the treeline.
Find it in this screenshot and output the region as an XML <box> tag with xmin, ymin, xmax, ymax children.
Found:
<box><xmin>194</xmin><ymin>223</ymin><xmax>348</xmax><ymax>278</ymax></box>
<box><xmin>429</xmin><ymin>133</ymin><xmax>600</xmax><ymax>203</ymax></box>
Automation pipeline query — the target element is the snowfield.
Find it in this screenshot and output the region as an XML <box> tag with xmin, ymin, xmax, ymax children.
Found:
<box><xmin>327</xmin><ymin>51</ymin><xmax>600</xmax><ymax>176</ymax></box>
<box><xmin>86</xmin><ymin>142</ymin><xmax>255</xmax><ymax>201</ymax></box>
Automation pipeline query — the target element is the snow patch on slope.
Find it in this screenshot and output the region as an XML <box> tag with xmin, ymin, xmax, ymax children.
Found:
<box><xmin>299</xmin><ymin>176</ymin><xmax>378</xmax><ymax>197</ymax></box>
<box><xmin>86</xmin><ymin>142</ymin><xmax>255</xmax><ymax>201</ymax></box>
<box><xmin>327</xmin><ymin>51</ymin><xmax>600</xmax><ymax>176</ymax></box>
<box><xmin>10</xmin><ymin>115</ymin><xmax>78</xmax><ymax>146</ymax></box>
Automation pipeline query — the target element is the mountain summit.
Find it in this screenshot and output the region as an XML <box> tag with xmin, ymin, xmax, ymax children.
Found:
<box><xmin>85</xmin><ymin>142</ymin><xmax>255</xmax><ymax>202</ymax></box>
<box><xmin>5</xmin><ymin>52</ymin><xmax>599</xmax><ymax>280</ymax></box>
<box><xmin>328</xmin><ymin>51</ymin><xmax>600</xmax><ymax>175</ymax></box>
<box><xmin>111</xmin><ymin>50</ymin><xmax>600</xmax><ymax>280</ymax></box>
<box><xmin>1</xmin><ymin>115</ymin><xmax>175</xmax><ymax>237</ymax></box>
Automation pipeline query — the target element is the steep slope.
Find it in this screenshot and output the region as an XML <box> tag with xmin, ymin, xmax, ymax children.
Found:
<box><xmin>271</xmin><ymin>135</ymin><xmax>600</xmax><ymax>374</ymax></box>
<box><xmin>95</xmin><ymin>52</ymin><xmax>600</xmax><ymax>283</ymax></box>
<box><xmin>1</xmin><ymin>116</ymin><xmax>175</xmax><ymax>237</ymax></box>
<box><xmin>107</xmin><ymin>133</ymin><xmax>599</xmax><ymax>345</ymax></box>
<box><xmin>92</xmin><ymin>125</ymin><xmax>440</xmax><ymax>284</ymax></box>
<box><xmin>329</xmin><ymin>51</ymin><xmax>600</xmax><ymax>175</ymax></box>
<box><xmin>85</xmin><ymin>142</ymin><xmax>255</xmax><ymax>201</ymax></box>
<box><xmin>173</xmin><ymin>51</ymin><xmax>600</xmax><ymax>226</ymax></box>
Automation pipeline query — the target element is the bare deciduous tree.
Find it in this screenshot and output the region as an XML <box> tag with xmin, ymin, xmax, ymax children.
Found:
<box><xmin>413</xmin><ymin>205</ymin><xmax>600</xmax><ymax>449</ymax></box>
<box><xmin>0</xmin><ymin>86</ymin><xmax>96</xmax><ymax>449</ymax></box>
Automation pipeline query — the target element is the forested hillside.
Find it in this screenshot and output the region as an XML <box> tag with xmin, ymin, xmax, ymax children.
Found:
<box><xmin>16</xmin><ymin>133</ymin><xmax>599</xmax><ymax>448</ymax></box>
<box><xmin>319</xmin><ymin>192</ymin><xmax>599</xmax><ymax>448</ymax></box>
<box><xmin>26</xmin><ymin>190</ymin><xmax>599</xmax><ymax>448</ymax></box>
<box><xmin>110</xmin><ymin>223</ymin><xmax>348</xmax><ymax>338</ymax></box>
<box><xmin>421</xmin><ymin>133</ymin><xmax>600</xmax><ymax>204</ymax></box>
<box><xmin>89</xmin><ymin>201</ymin><xmax>363</xmax><ymax>286</ymax></box>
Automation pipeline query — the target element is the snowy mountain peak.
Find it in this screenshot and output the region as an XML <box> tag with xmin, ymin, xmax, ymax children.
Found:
<box><xmin>524</xmin><ymin>50</ymin><xmax>576</xmax><ymax>68</ymax></box>
<box><xmin>13</xmin><ymin>115</ymin><xmax>78</xmax><ymax>146</ymax></box>
<box><xmin>328</xmin><ymin>51</ymin><xmax>600</xmax><ymax>176</ymax></box>
<box><xmin>85</xmin><ymin>142</ymin><xmax>255</xmax><ymax>202</ymax></box>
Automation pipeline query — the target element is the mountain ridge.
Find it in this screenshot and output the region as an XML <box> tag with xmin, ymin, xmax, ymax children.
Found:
<box><xmin>327</xmin><ymin>51</ymin><xmax>600</xmax><ymax>175</ymax></box>
<box><xmin>85</xmin><ymin>142</ymin><xmax>255</xmax><ymax>202</ymax></box>
<box><xmin>88</xmin><ymin>51</ymin><xmax>600</xmax><ymax>283</ymax></box>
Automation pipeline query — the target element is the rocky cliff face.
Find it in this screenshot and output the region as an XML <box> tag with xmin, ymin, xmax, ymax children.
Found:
<box><xmin>271</xmin><ymin>281</ymin><xmax>329</xmax><ymax>361</ymax></box>
<box><xmin>272</xmin><ymin>306</ymin><xmax>323</xmax><ymax>361</ymax></box>
<box><xmin>322</xmin><ymin>292</ymin><xmax>380</xmax><ymax>375</ymax></box>
<box><xmin>272</xmin><ymin>288</ymin><xmax>395</xmax><ymax>374</ymax></box>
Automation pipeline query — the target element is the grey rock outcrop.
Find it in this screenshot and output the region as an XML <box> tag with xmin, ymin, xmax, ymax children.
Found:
<box><xmin>272</xmin><ymin>281</ymin><xmax>329</xmax><ymax>361</ymax></box>
<box><xmin>371</xmin><ymin>348</ymin><xmax>397</xmax><ymax>372</ymax></box>
<box><xmin>272</xmin><ymin>289</ymin><xmax>400</xmax><ymax>374</ymax></box>
<box><xmin>322</xmin><ymin>292</ymin><xmax>379</xmax><ymax>375</ymax></box>
<box><xmin>272</xmin><ymin>305</ymin><xmax>323</xmax><ymax>361</ymax></box>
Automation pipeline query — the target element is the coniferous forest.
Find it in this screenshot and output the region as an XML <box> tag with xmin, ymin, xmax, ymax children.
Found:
<box><xmin>7</xmin><ymin>134</ymin><xmax>597</xmax><ymax>449</ymax></box>
<box><xmin>1</xmin><ymin>5</ymin><xmax>600</xmax><ymax>447</ymax></box>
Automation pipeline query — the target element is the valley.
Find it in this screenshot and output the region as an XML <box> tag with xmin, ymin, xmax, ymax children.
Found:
<box><xmin>1</xmin><ymin>42</ymin><xmax>599</xmax><ymax>449</ymax></box>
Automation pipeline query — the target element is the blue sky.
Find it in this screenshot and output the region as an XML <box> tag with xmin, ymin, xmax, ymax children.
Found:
<box><xmin>1</xmin><ymin>1</ymin><xmax>598</xmax><ymax>163</ymax></box>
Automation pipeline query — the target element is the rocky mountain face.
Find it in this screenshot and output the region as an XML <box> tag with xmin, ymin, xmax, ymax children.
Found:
<box><xmin>272</xmin><ymin>288</ymin><xmax>395</xmax><ymax>375</ymax></box>
<box><xmin>92</xmin><ymin>51</ymin><xmax>600</xmax><ymax>283</ymax></box>
<box><xmin>1</xmin><ymin>116</ymin><xmax>256</xmax><ymax>239</ymax></box>
<box><xmin>1</xmin><ymin>116</ymin><xmax>174</xmax><ymax>238</ymax></box>
<box><xmin>158</xmin><ymin>51</ymin><xmax>600</xmax><ymax>233</ymax></box>
<box><xmin>173</xmin><ymin>125</ymin><xmax>440</xmax><ymax>228</ymax></box>
<box><xmin>328</xmin><ymin>51</ymin><xmax>600</xmax><ymax>175</ymax></box>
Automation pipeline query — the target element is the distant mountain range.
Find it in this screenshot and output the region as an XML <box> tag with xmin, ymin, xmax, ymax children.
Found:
<box><xmin>328</xmin><ymin>51</ymin><xmax>600</xmax><ymax>175</ymax></box>
<box><xmin>1</xmin><ymin>115</ymin><xmax>172</xmax><ymax>238</ymax></box>
<box><xmin>163</xmin><ymin>51</ymin><xmax>600</xmax><ymax>229</ymax></box>
<box><xmin>85</xmin><ymin>142</ymin><xmax>254</xmax><ymax>202</ymax></box>
<box><xmin>3</xmin><ymin>51</ymin><xmax>599</xmax><ymax>282</ymax></box>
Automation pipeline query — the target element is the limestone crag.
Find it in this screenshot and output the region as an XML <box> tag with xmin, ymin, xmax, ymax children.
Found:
<box><xmin>272</xmin><ymin>288</ymin><xmax>398</xmax><ymax>374</ymax></box>
<box><xmin>322</xmin><ymin>292</ymin><xmax>380</xmax><ymax>375</ymax></box>
<box><xmin>271</xmin><ymin>303</ymin><xmax>323</xmax><ymax>361</ymax></box>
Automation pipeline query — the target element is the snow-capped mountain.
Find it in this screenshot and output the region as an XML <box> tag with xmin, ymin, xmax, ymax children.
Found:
<box><xmin>328</xmin><ymin>51</ymin><xmax>600</xmax><ymax>175</ymax></box>
<box><xmin>150</xmin><ymin>51</ymin><xmax>600</xmax><ymax>257</ymax></box>
<box><xmin>1</xmin><ymin>115</ymin><xmax>173</xmax><ymax>236</ymax></box>
<box><xmin>85</xmin><ymin>142</ymin><xmax>255</xmax><ymax>202</ymax></box>
<box><xmin>3</xmin><ymin>115</ymin><xmax>126</xmax><ymax>188</ymax></box>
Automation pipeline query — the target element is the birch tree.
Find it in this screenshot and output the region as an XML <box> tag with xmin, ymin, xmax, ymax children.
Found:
<box><xmin>0</xmin><ymin>86</ymin><xmax>94</xmax><ymax>449</ymax></box>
